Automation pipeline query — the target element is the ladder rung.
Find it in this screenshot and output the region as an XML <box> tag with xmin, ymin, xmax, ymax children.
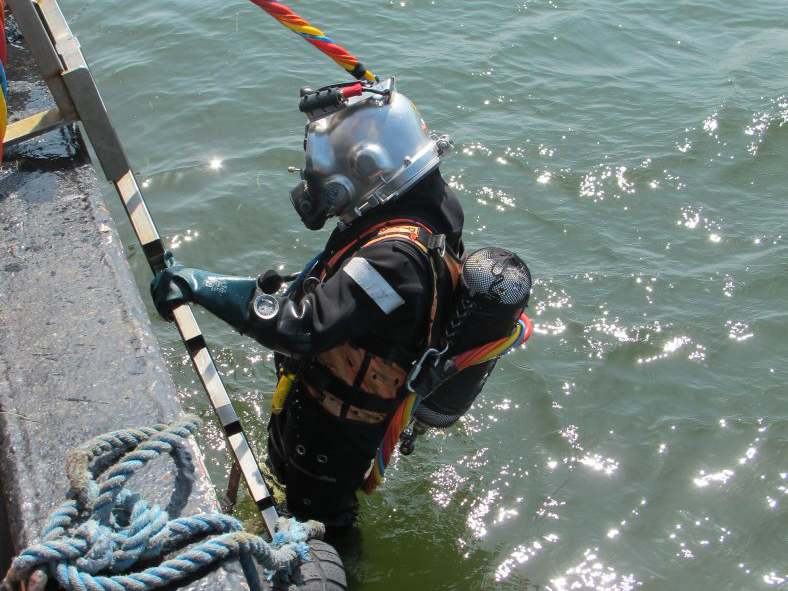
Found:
<box><xmin>3</xmin><ymin>107</ymin><xmax>66</xmax><ymax>147</ymax></box>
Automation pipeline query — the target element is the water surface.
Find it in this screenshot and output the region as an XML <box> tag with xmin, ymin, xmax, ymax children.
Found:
<box><xmin>57</xmin><ymin>0</ymin><xmax>787</xmax><ymax>589</ymax></box>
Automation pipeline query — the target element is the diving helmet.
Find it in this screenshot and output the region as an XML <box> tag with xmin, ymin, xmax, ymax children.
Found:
<box><xmin>289</xmin><ymin>77</ymin><xmax>453</xmax><ymax>230</ymax></box>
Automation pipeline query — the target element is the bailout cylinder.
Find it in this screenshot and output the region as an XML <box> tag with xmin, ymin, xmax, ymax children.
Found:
<box><xmin>415</xmin><ymin>247</ymin><xmax>532</xmax><ymax>427</ymax></box>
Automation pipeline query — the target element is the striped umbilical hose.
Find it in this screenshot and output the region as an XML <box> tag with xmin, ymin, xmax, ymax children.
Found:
<box><xmin>249</xmin><ymin>0</ymin><xmax>375</xmax><ymax>83</ymax></box>
<box><xmin>363</xmin><ymin>314</ymin><xmax>534</xmax><ymax>494</ymax></box>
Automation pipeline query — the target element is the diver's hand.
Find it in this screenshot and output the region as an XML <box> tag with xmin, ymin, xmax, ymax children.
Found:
<box><xmin>150</xmin><ymin>251</ymin><xmax>194</xmax><ymax>321</ymax></box>
<box><xmin>150</xmin><ymin>251</ymin><xmax>258</xmax><ymax>329</ymax></box>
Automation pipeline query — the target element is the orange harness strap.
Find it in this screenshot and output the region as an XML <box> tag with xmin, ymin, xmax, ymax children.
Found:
<box><xmin>320</xmin><ymin>218</ymin><xmax>433</xmax><ymax>279</ymax></box>
<box><xmin>301</xmin><ymin>221</ymin><xmax>462</xmax><ymax>423</ymax></box>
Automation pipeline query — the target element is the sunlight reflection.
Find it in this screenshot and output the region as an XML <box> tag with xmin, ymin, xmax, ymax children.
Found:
<box><xmin>763</xmin><ymin>573</ymin><xmax>787</xmax><ymax>586</ymax></box>
<box><xmin>493</xmin><ymin>507</ymin><xmax>519</xmax><ymax>525</ymax></box>
<box><xmin>466</xmin><ymin>489</ymin><xmax>499</xmax><ymax>538</ymax></box>
<box><xmin>428</xmin><ymin>464</ymin><xmax>467</xmax><ymax>508</ymax></box>
<box><xmin>744</xmin><ymin>95</ymin><xmax>787</xmax><ymax>155</ymax></box>
<box><xmin>726</xmin><ymin>320</ymin><xmax>754</xmax><ymax>341</ymax></box>
<box><xmin>579</xmin><ymin>453</ymin><xmax>619</xmax><ymax>475</ymax></box>
<box><xmin>494</xmin><ymin>535</ymin><xmax>559</xmax><ymax>582</ymax></box>
<box><xmin>168</xmin><ymin>229</ymin><xmax>200</xmax><ymax>250</ymax></box>
<box><xmin>637</xmin><ymin>335</ymin><xmax>706</xmax><ymax>364</ymax></box>
<box><xmin>536</xmin><ymin>496</ymin><xmax>565</xmax><ymax>520</ymax></box>
<box><xmin>548</xmin><ymin>548</ymin><xmax>641</xmax><ymax>591</ymax></box>
<box><xmin>694</xmin><ymin>469</ymin><xmax>734</xmax><ymax>488</ymax></box>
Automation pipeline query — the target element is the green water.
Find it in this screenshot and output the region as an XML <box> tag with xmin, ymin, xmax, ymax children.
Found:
<box><xmin>58</xmin><ymin>0</ymin><xmax>786</xmax><ymax>588</ymax></box>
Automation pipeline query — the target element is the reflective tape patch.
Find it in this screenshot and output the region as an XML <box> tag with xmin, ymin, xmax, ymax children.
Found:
<box><xmin>343</xmin><ymin>257</ymin><xmax>405</xmax><ymax>314</ymax></box>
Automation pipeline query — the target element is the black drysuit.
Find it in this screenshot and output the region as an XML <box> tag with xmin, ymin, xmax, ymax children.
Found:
<box><xmin>241</xmin><ymin>169</ymin><xmax>464</xmax><ymax>527</ymax></box>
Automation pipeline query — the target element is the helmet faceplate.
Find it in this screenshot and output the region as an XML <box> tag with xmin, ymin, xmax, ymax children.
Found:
<box><xmin>290</xmin><ymin>78</ymin><xmax>452</xmax><ymax>230</ymax></box>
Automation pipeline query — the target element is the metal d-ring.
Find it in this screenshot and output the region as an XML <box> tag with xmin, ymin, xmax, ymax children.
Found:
<box><xmin>405</xmin><ymin>342</ymin><xmax>449</xmax><ymax>393</ymax></box>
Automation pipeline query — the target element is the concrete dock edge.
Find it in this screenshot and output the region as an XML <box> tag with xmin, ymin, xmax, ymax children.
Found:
<box><xmin>0</xmin><ymin>12</ymin><xmax>246</xmax><ymax>589</ymax></box>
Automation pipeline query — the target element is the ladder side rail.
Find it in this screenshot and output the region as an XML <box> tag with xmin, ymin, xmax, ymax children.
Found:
<box><xmin>116</xmin><ymin>172</ymin><xmax>279</xmax><ymax>536</ymax></box>
<box><xmin>6</xmin><ymin>0</ymin><xmax>75</xmax><ymax>120</ymax></box>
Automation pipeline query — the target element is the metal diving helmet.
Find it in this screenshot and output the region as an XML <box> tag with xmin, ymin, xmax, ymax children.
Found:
<box><xmin>289</xmin><ymin>77</ymin><xmax>453</xmax><ymax>230</ymax></box>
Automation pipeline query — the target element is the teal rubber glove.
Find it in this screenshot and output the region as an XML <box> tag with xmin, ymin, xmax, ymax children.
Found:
<box><xmin>150</xmin><ymin>251</ymin><xmax>189</xmax><ymax>320</ymax></box>
<box><xmin>150</xmin><ymin>251</ymin><xmax>257</xmax><ymax>330</ymax></box>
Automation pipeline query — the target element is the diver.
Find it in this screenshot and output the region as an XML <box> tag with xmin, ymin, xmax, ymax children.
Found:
<box><xmin>151</xmin><ymin>77</ymin><xmax>532</xmax><ymax>530</ymax></box>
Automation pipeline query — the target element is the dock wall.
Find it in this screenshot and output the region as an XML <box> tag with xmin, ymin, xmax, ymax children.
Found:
<box><xmin>0</xmin><ymin>12</ymin><xmax>244</xmax><ymax>589</ymax></box>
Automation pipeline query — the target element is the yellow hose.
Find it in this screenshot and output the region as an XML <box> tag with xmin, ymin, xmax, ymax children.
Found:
<box><xmin>271</xmin><ymin>373</ymin><xmax>295</xmax><ymax>414</ymax></box>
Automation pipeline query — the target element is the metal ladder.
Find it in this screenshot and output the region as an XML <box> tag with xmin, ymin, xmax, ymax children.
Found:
<box><xmin>3</xmin><ymin>0</ymin><xmax>278</xmax><ymax>537</ymax></box>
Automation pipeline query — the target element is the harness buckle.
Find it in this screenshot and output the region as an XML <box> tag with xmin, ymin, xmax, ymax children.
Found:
<box><xmin>427</xmin><ymin>233</ymin><xmax>447</xmax><ymax>257</ymax></box>
<box><xmin>405</xmin><ymin>342</ymin><xmax>449</xmax><ymax>393</ymax></box>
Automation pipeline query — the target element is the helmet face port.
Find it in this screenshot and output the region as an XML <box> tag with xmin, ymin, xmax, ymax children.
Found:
<box><xmin>289</xmin><ymin>179</ymin><xmax>328</xmax><ymax>231</ymax></box>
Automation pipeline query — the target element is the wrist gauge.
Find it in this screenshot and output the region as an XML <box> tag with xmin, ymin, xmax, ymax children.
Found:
<box><xmin>253</xmin><ymin>294</ymin><xmax>279</xmax><ymax>320</ymax></box>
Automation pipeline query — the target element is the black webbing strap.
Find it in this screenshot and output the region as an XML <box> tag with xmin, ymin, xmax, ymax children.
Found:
<box><xmin>301</xmin><ymin>363</ymin><xmax>401</xmax><ymax>416</ymax></box>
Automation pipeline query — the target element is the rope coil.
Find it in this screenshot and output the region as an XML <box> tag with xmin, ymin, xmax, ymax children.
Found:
<box><xmin>1</xmin><ymin>416</ymin><xmax>324</xmax><ymax>591</ymax></box>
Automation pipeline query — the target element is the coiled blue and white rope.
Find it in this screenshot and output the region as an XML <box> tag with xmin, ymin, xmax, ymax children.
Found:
<box><xmin>1</xmin><ymin>416</ymin><xmax>323</xmax><ymax>591</ymax></box>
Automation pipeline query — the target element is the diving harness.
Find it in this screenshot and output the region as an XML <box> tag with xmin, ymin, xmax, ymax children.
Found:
<box><xmin>263</xmin><ymin>224</ymin><xmax>533</xmax><ymax>493</ymax></box>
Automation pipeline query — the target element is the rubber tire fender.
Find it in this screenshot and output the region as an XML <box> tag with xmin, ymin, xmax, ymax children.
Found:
<box><xmin>268</xmin><ymin>539</ymin><xmax>347</xmax><ymax>591</ymax></box>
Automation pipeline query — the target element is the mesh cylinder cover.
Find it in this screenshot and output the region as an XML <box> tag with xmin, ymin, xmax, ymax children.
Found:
<box><xmin>462</xmin><ymin>246</ymin><xmax>531</xmax><ymax>307</ymax></box>
<box><xmin>415</xmin><ymin>247</ymin><xmax>532</xmax><ymax>427</ymax></box>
